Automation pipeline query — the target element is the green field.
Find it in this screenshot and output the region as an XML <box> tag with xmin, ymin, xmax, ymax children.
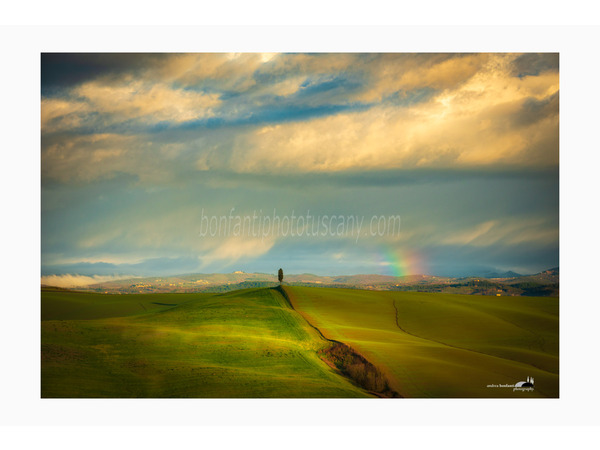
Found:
<box><xmin>41</xmin><ymin>287</ymin><xmax>369</xmax><ymax>397</ymax></box>
<box><xmin>41</xmin><ymin>286</ymin><xmax>558</xmax><ymax>398</ymax></box>
<box><xmin>285</xmin><ymin>286</ymin><xmax>559</xmax><ymax>398</ymax></box>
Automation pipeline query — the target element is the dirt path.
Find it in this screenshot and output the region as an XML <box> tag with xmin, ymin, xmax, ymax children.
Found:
<box><xmin>275</xmin><ymin>286</ymin><xmax>401</xmax><ymax>398</ymax></box>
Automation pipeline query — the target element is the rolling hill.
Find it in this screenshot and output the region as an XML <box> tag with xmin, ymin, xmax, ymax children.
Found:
<box><xmin>41</xmin><ymin>287</ymin><xmax>369</xmax><ymax>398</ymax></box>
<box><xmin>41</xmin><ymin>285</ymin><xmax>558</xmax><ymax>398</ymax></box>
<box><xmin>285</xmin><ymin>286</ymin><xmax>558</xmax><ymax>398</ymax></box>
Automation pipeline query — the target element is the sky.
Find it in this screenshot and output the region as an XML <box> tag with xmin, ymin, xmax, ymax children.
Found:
<box><xmin>41</xmin><ymin>53</ymin><xmax>559</xmax><ymax>285</ymax></box>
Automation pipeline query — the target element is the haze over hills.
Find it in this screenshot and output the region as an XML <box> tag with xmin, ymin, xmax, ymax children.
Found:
<box><xmin>43</xmin><ymin>267</ymin><xmax>559</xmax><ymax>297</ymax></box>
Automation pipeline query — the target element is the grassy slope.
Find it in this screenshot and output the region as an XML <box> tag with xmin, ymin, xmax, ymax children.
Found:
<box><xmin>41</xmin><ymin>290</ymin><xmax>198</xmax><ymax>320</ymax></box>
<box><xmin>41</xmin><ymin>288</ymin><xmax>369</xmax><ymax>398</ymax></box>
<box><xmin>285</xmin><ymin>286</ymin><xmax>559</xmax><ymax>398</ymax></box>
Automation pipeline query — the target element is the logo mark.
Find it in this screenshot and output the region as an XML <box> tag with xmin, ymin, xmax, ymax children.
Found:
<box><xmin>515</xmin><ymin>376</ymin><xmax>534</xmax><ymax>388</ymax></box>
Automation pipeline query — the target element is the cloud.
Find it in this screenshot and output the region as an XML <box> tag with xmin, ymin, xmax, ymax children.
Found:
<box><xmin>440</xmin><ymin>218</ymin><xmax>558</xmax><ymax>248</ymax></box>
<box><xmin>200</xmin><ymin>236</ymin><xmax>276</xmax><ymax>268</ymax></box>
<box><xmin>41</xmin><ymin>131</ymin><xmax>218</xmax><ymax>184</ymax></box>
<box><xmin>157</xmin><ymin>53</ymin><xmax>264</xmax><ymax>91</ymax></box>
<box><xmin>40</xmin><ymin>274</ymin><xmax>135</xmax><ymax>288</ymax></box>
<box><xmin>441</xmin><ymin>221</ymin><xmax>497</xmax><ymax>246</ymax></box>
<box><xmin>42</xmin><ymin>81</ymin><xmax>221</xmax><ymax>135</ymax></box>
<box><xmin>510</xmin><ymin>53</ymin><xmax>559</xmax><ymax>78</ymax></box>
<box><xmin>42</xmin><ymin>133</ymin><xmax>137</xmax><ymax>183</ymax></box>
<box><xmin>352</xmin><ymin>53</ymin><xmax>489</xmax><ymax>102</ymax></box>
<box><xmin>41</xmin><ymin>53</ymin><xmax>559</xmax><ymax>185</ymax></box>
<box><xmin>40</xmin><ymin>53</ymin><xmax>559</xmax><ymax>277</ymax></box>
<box><xmin>226</xmin><ymin>55</ymin><xmax>558</xmax><ymax>174</ymax></box>
<box><xmin>75</xmin><ymin>80</ymin><xmax>220</xmax><ymax>123</ymax></box>
<box><xmin>41</xmin><ymin>98</ymin><xmax>90</xmax><ymax>131</ymax></box>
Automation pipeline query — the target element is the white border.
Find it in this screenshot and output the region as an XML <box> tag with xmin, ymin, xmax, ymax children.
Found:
<box><xmin>1</xmin><ymin>23</ymin><xmax>599</xmax><ymax>436</ymax></box>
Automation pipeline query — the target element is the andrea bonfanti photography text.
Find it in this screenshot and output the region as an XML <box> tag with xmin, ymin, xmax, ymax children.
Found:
<box><xmin>197</xmin><ymin>208</ymin><xmax>402</xmax><ymax>241</ymax></box>
<box><xmin>487</xmin><ymin>376</ymin><xmax>535</xmax><ymax>392</ymax></box>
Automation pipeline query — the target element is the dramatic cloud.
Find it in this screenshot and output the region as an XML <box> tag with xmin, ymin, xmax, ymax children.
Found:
<box><xmin>41</xmin><ymin>53</ymin><xmax>559</xmax><ymax>278</ymax></box>
<box><xmin>42</xmin><ymin>53</ymin><xmax>558</xmax><ymax>185</ymax></box>
<box><xmin>230</xmin><ymin>55</ymin><xmax>558</xmax><ymax>174</ymax></box>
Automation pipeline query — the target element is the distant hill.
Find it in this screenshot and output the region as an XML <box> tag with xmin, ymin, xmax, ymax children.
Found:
<box><xmin>55</xmin><ymin>267</ymin><xmax>557</xmax><ymax>297</ymax></box>
<box><xmin>506</xmin><ymin>267</ymin><xmax>559</xmax><ymax>285</ymax></box>
<box><xmin>482</xmin><ymin>270</ymin><xmax>523</xmax><ymax>279</ymax></box>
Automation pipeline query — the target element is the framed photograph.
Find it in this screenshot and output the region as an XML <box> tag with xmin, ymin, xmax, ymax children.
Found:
<box><xmin>41</xmin><ymin>52</ymin><xmax>559</xmax><ymax>399</ymax></box>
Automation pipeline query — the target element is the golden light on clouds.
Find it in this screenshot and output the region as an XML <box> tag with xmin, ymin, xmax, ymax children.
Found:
<box><xmin>227</xmin><ymin>54</ymin><xmax>558</xmax><ymax>173</ymax></box>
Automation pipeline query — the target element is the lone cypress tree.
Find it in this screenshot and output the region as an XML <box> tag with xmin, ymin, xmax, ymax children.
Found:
<box><xmin>278</xmin><ymin>268</ymin><xmax>284</xmax><ymax>284</ymax></box>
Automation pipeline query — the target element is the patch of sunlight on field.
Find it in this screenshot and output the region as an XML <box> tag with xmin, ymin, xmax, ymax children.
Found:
<box><xmin>41</xmin><ymin>287</ymin><xmax>370</xmax><ymax>398</ymax></box>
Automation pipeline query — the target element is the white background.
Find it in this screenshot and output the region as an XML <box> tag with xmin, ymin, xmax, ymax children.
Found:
<box><xmin>1</xmin><ymin>2</ymin><xmax>599</xmax><ymax>448</ymax></box>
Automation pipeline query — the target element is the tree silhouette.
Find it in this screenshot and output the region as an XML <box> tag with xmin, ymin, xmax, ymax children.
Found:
<box><xmin>278</xmin><ymin>268</ymin><xmax>284</xmax><ymax>284</ymax></box>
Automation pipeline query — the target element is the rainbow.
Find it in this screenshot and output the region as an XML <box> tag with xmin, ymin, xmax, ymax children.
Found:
<box><xmin>374</xmin><ymin>247</ymin><xmax>427</xmax><ymax>277</ymax></box>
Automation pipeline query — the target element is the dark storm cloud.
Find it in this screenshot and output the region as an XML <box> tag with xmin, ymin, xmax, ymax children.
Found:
<box><xmin>513</xmin><ymin>91</ymin><xmax>559</xmax><ymax>128</ymax></box>
<box><xmin>41</xmin><ymin>53</ymin><xmax>163</xmax><ymax>93</ymax></box>
<box><xmin>511</xmin><ymin>53</ymin><xmax>559</xmax><ymax>78</ymax></box>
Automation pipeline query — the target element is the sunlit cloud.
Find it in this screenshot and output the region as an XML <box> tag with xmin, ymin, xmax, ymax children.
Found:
<box><xmin>353</xmin><ymin>53</ymin><xmax>490</xmax><ymax>102</ymax></box>
<box><xmin>42</xmin><ymin>53</ymin><xmax>558</xmax><ymax>182</ymax></box>
<box><xmin>76</xmin><ymin>80</ymin><xmax>220</xmax><ymax>123</ymax></box>
<box><xmin>199</xmin><ymin>236</ymin><xmax>276</xmax><ymax>268</ymax></box>
<box><xmin>227</xmin><ymin>55</ymin><xmax>558</xmax><ymax>174</ymax></box>
<box><xmin>42</xmin><ymin>81</ymin><xmax>220</xmax><ymax>136</ymax></box>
